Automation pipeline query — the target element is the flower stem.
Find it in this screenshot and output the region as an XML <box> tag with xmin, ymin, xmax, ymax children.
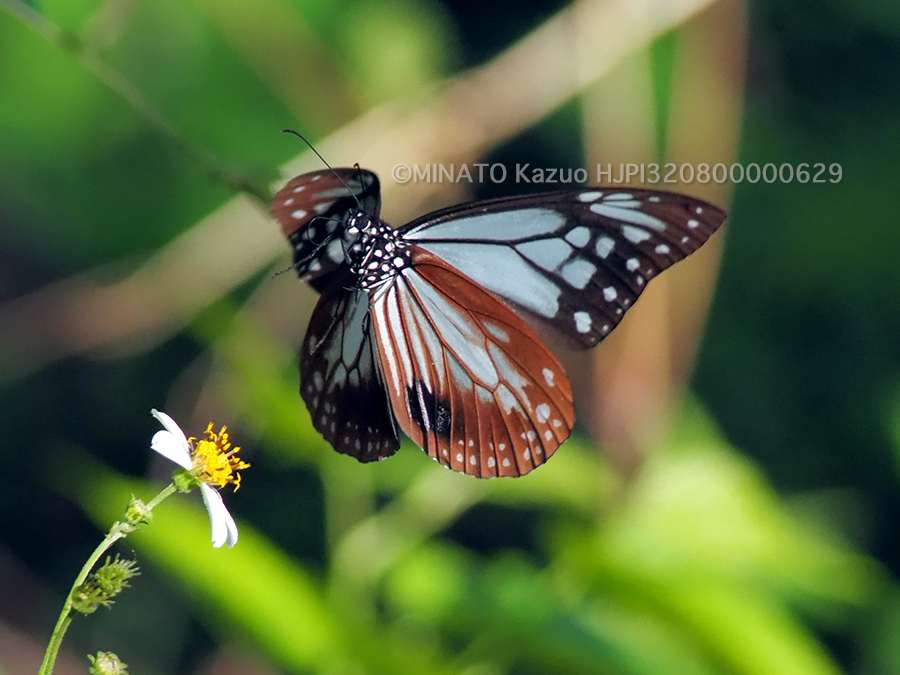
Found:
<box><xmin>146</xmin><ymin>483</ymin><xmax>177</xmax><ymax>511</ymax></box>
<box><xmin>38</xmin><ymin>483</ymin><xmax>176</xmax><ymax>675</ymax></box>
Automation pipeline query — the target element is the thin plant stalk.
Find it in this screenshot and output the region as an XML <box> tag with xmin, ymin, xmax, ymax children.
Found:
<box><xmin>38</xmin><ymin>484</ymin><xmax>177</xmax><ymax>675</ymax></box>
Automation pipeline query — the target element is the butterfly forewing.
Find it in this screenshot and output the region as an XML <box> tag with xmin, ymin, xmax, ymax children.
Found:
<box><xmin>402</xmin><ymin>188</ymin><xmax>726</xmax><ymax>348</ymax></box>
<box><xmin>369</xmin><ymin>247</ymin><xmax>574</xmax><ymax>477</ymax></box>
<box><xmin>300</xmin><ymin>288</ymin><xmax>399</xmax><ymax>462</ymax></box>
<box><xmin>274</xmin><ymin>168</ymin><xmax>381</xmax><ymax>292</ymax></box>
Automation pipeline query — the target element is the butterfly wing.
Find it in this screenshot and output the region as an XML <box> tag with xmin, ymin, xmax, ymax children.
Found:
<box><xmin>274</xmin><ymin>168</ymin><xmax>381</xmax><ymax>292</ymax></box>
<box><xmin>300</xmin><ymin>287</ymin><xmax>399</xmax><ymax>462</ymax></box>
<box><xmin>401</xmin><ymin>188</ymin><xmax>725</xmax><ymax>348</ymax></box>
<box><xmin>369</xmin><ymin>247</ymin><xmax>574</xmax><ymax>477</ymax></box>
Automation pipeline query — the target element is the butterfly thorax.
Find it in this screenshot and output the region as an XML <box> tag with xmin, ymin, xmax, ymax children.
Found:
<box><xmin>345</xmin><ymin>213</ymin><xmax>411</xmax><ymax>291</ymax></box>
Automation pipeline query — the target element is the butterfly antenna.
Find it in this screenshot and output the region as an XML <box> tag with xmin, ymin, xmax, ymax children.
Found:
<box><xmin>282</xmin><ymin>129</ymin><xmax>361</xmax><ymax>208</ymax></box>
<box><xmin>272</xmin><ymin>261</ymin><xmax>303</xmax><ymax>277</ymax></box>
<box><xmin>272</xmin><ymin>245</ymin><xmax>328</xmax><ymax>278</ymax></box>
<box><xmin>272</xmin><ymin>219</ymin><xmax>338</xmax><ymax>279</ymax></box>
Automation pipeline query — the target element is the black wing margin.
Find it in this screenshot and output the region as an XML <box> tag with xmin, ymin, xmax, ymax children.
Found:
<box><xmin>300</xmin><ymin>288</ymin><xmax>399</xmax><ymax>462</ymax></box>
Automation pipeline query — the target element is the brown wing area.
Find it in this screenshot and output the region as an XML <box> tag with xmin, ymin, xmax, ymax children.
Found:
<box><xmin>273</xmin><ymin>168</ymin><xmax>381</xmax><ymax>237</ymax></box>
<box><xmin>369</xmin><ymin>247</ymin><xmax>574</xmax><ymax>478</ymax></box>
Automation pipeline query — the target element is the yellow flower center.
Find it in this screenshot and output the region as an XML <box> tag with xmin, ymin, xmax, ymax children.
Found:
<box><xmin>189</xmin><ymin>423</ymin><xmax>250</xmax><ymax>490</ymax></box>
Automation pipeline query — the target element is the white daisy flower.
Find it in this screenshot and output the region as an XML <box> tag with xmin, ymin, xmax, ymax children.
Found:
<box><xmin>150</xmin><ymin>409</ymin><xmax>248</xmax><ymax>548</ymax></box>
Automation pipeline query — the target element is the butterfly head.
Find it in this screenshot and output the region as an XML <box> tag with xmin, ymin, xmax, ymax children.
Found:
<box><xmin>273</xmin><ymin>168</ymin><xmax>382</xmax><ymax>290</ymax></box>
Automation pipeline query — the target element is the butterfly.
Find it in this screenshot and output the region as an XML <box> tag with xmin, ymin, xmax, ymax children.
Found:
<box><xmin>273</xmin><ymin>167</ymin><xmax>725</xmax><ymax>478</ymax></box>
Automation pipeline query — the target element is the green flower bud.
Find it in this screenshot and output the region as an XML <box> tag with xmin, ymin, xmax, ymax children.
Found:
<box><xmin>124</xmin><ymin>498</ymin><xmax>152</xmax><ymax>526</ymax></box>
<box><xmin>173</xmin><ymin>467</ymin><xmax>201</xmax><ymax>493</ymax></box>
<box><xmin>88</xmin><ymin>651</ymin><xmax>128</xmax><ymax>675</ymax></box>
<box><xmin>71</xmin><ymin>557</ymin><xmax>139</xmax><ymax>614</ymax></box>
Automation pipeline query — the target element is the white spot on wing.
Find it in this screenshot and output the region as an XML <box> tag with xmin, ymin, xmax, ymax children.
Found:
<box><xmin>560</xmin><ymin>258</ymin><xmax>596</xmax><ymax>289</ymax></box>
<box><xmin>326</xmin><ymin>238</ymin><xmax>344</xmax><ymax>263</ymax></box>
<box><xmin>590</xmin><ymin>202</ymin><xmax>667</xmax><ymax>231</ymax></box>
<box><xmin>578</xmin><ymin>191</ymin><xmax>603</xmax><ymax>202</ymax></box>
<box><xmin>516</xmin><ymin>239</ymin><xmax>573</xmax><ymax>271</ymax></box>
<box><xmin>536</xmin><ymin>404</ymin><xmax>551</xmax><ymax>423</ymax></box>
<box><xmin>542</xmin><ymin>368</ymin><xmax>555</xmax><ymax>387</ymax></box>
<box><xmin>622</xmin><ymin>225</ymin><xmax>651</xmax><ymax>243</ymax></box>
<box><xmin>603</xmin><ymin>286</ymin><xmax>617</xmax><ymax>302</ymax></box>
<box><xmin>565</xmin><ymin>227</ymin><xmax>591</xmax><ymax>247</ymax></box>
<box><xmin>596</xmin><ymin>236</ymin><xmax>615</xmax><ymax>259</ymax></box>
<box><xmin>291</xmin><ymin>209</ymin><xmax>308</xmax><ymax>220</ymax></box>
<box><xmin>574</xmin><ymin>311</ymin><xmax>592</xmax><ymax>333</ymax></box>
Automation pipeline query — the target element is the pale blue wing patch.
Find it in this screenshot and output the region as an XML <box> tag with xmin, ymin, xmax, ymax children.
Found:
<box><xmin>398</xmin><ymin>188</ymin><xmax>726</xmax><ymax>348</ymax></box>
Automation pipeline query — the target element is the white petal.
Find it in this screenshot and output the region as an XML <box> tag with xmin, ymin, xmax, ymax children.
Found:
<box><xmin>201</xmin><ymin>484</ymin><xmax>239</xmax><ymax>548</ymax></box>
<box><xmin>150</xmin><ymin>430</ymin><xmax>192</xmax><ymax>469</ymax></box>
<box><xmin>151</xmin><ymin>409</ymin><xmax>189</xmax><ymax>448</ymax></box>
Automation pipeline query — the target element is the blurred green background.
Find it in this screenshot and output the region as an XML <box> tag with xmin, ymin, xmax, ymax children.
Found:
<box><xmin>2</xmin><ymin>0</ymin><xmax>899</xmax><ymax>674</ymax></box>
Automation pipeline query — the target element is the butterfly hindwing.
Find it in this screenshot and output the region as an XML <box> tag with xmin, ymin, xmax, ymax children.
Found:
<box><xmin>274</xmin><ymin>168</ymin><xmax>381</xmax><ymax>292</ymax></box>
<box><xmin>369</xmin><ymin>247</ymin><xmax>574</xmax><ymax>477</ymax></box>
<box><xmin>300</xmin><ymin>287</ymin><xmax>399</xmax><ymax>462</ymax></box>
<box><xmin>402</xmin><ymin>188</ymin><xmax>726</xmax><ymax>348</ymax></box>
